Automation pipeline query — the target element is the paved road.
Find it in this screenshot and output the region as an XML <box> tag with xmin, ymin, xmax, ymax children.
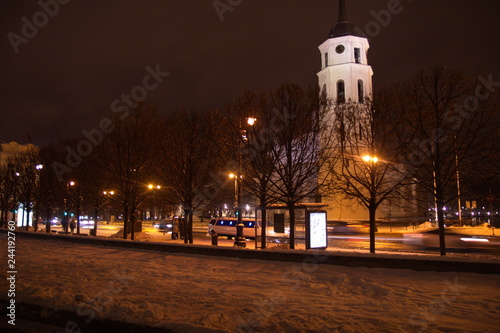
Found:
<box><xmin>46</xmin><ymin>222</ymin><xmax>500</xmax><ymax>256</ymax></box>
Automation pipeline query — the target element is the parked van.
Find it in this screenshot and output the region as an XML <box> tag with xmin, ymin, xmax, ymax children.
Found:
<box><xmin>208</xmin><ymin>217</ymin><xmax>259</xmax><ymax>239</ymax></box>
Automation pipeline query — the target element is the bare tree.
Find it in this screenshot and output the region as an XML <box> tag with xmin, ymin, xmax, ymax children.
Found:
<box><xmin>10</xmin><ymin>146</ymin><xmax>41</xmax><ymax>230</ymax></box>
<box><xmin>225</xmin><ymin>91</ymin><xmax>279</xmax><ymax>248</ymax></box>
<box><xmin>0</xmin><ymin>164</ymin><xmax>20</xmax><ymax>227</ymax></box>
<box><xmin>101</xmin><ymin>103</ymin><xmax>159</xmax><ymax>240</ymax></box>
<box><xmin>155</xmin><ymin>108</ymin><xmax>224</xmax><ymax>244</ymax></box>
<box><xmin>265</xmin><ymin>84</ymin><xmax>335</xmax><ymax>249</ymax></box>
<box><xmin>38</xmin><ymin>143</ymin><xmax>66</xmax><ymax>233</ymax></box>
<box><xmin>392</xmin><ymin>67</ymin><xmax>498</xmax><ymax>255</ymax></box>
<box><xmin>331</xmin><ymin>100</ymin><xmax>411</xmax><ymax>253</ymax></box>
<box><xmin>76</xmin><ymin>146</ymin><xmax>113</xmax><ymax>236</ymax></box>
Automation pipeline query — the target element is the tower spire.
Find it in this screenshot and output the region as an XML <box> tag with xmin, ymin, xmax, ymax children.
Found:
<box><xmin>338</xmin><ymin>0</ymin><xmax>347</xmax><ymax>23</ymax></box>
<box><xmin>328</xmin><ymin>0</ymin><xmax>365</xmax><ymax>38</ymax></box>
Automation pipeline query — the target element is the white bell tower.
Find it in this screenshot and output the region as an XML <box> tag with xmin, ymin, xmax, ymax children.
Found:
<box><xmin>317</xmin><ymin>0</ymin><xmax>373</xmax><ymax>104</ymax></box>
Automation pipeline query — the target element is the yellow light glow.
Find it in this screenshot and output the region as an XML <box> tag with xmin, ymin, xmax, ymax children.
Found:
<box><xmin>229</xmin><ymin>173</ymin><xmax>236</xmax><ymax>179</ymax></box>
<box><xmin>362</xmin><ymin>155</ymin><xmax>378</xmax><ymax>163</ymax></box>
<box><xmin>247</xmin><ymin>117</ymin><xmax>257</xmax><ymax>126</ymax></box>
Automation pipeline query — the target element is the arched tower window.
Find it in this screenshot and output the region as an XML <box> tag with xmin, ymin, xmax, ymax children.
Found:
<box><xmin>358</xmin><ymin>80</ymin><xmax>364</xmax><ymax>103</ymax></box>
<box><xmin>322</xmin><ymin>84</ymin><xmax>327</xmax><ymax>96</ymax></box>
<box><xmin>337</xmin><ymin>80</ymin><xmax>345</xmax><ymax>103</ymax></box>
<box><xmin>354</xmin><ymin>48</ymin><xmax>361</xmax><ymax>64</ymax></box>
<box><xmin>324</xmin><ymin>53</ymin><xmax>328</xmax><ymax>68</ymax></box>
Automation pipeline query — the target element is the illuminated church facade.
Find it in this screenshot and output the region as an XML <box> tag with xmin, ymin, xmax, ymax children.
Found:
<box><xmin>317</xmin><ymin>0</ymin><xmax>420</xmax><ymax>221</ymax></box>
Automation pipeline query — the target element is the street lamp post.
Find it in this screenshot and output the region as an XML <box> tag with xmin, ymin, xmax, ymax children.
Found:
<box><xmin>63</xmin><ymin>181</ymin><xmax>75</xmax><ymax>233</ymax></box>
<box><xmin>229</xmin><ymin>173</ymin><xmax>245</xmax><ymax>247</ymax></box>
<box><xmin>148</xmin><ymin>184</ymin><xmax>161</xmax><ymax>223</ymax></box>
<box><xmin>232</xmin><ymin>117</ymin><xmax>257</xmax><ymax>248</ymax></box>
<box><xmin>99</xmin><ymin>190</ymin><xmax>114</xmax><ymax>235</ymax></box>
<box><xmin>362</xmin><ymin>155</ymin><xmax>378</xmax><ymax>254</ymax></box>
<box><xmin>34</xmin><ymin>164</ymin><xmax>43</xmax><ymax>232</ymax></box>
<box><xmin>229</xmin><ymin>173</ymin><xmax>238</xmax><ymax>212</ymax></box>
<box><xmin>103</xmin><ymin>191</ymin><xmax>115</xmax><ymax>224</ymax></box>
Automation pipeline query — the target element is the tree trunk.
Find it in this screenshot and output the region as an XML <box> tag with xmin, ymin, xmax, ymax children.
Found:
<box><xmin>261</xmin><ymin>206</ymin><xmax>267</xmax><ymax>249</ymax></box>
<box><xmin>130</xmin><ymin>199</ymin><xmax>137</xmax><ymax>241</ymax></box>
<box><xmin>23</xmin><ymin>203</ymin><xmax>31</xmax><ymax>231</ymax></box>
<box><xmin>76</xmin><ymin>203</ymin><xmax>81</xmax><ymax>235</ymax></box>
<box><xmin>288</xmin><ymin>203</ymin><xmax>295</xmax><ymax>250</ymax></box>
<box><xmin>21</xmin><ymin>206</ymin><xmax>25</xmax><ymax>228</ymax></box>
<box><xmin>123</xmin><ymin>202</ymin><xmax>129</xmax><ymax>239</ymax></box>
<box><xmin>183</xmin><ymin>213</ymin><xmax>188</xmax><ymax>244</ymax></box>
<box><xmin>45</xmin><ymin>207</ymin><xmax>51</xmax><ymax>233</ymax></box>
<box><xmin>130</xmin><ymin>208</ymin><xmax>136</xmax><ymax>241</ymax></box>
<box><xmin>93</xmin><ymin>206</ymin><xmax>99</xmax><ymax>237</ymax></box>
<box><xmin>188</xmin><ymin>210</ymin><xmax>193</xmax><ymax>244</ymax></box>
<box><xmin>369</xmin><ymin>205</ymin><xmax>376</xmax><ymax>254</ymax></box>
<box><xmin>25</xmin><ymin>206</ymin><xmax>32</xmax><ymax>231</ymax></box>
<box><xmin>437</xmin><ymin>197</ymin><xmax>446</xmax><ymax>256</ymax></box>
<box><xmin>34</xmin><ymin>206</ymin><xmax>40</xmax><ymax>232</ymax></box>
<box><xmin>1</xmin><ymin>208</ymin><xmax>5</xmax><ymax>228</ymax></box>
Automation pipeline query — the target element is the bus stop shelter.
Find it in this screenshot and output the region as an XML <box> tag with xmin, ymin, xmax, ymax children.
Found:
<box><xmin>255</xmin><ymin>203</ymin><xmax>328</xmax><ymax>249</ymax></box>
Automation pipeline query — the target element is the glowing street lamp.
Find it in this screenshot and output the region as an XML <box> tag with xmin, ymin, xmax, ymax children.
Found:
<box><xmin>361</xmin><ymin>155</ymin><xmax>380</xmax><ymax>252</ymax></box>
<box><xmin>362</xmin><ymin>155</ymin><xmax>378</xmax><ymax>163</ymax></box>
<box><xmin>66</xmin><ymin>181</ymin><xmax>81</xmax><ymax>234</ymax></box>
<box><xmin>103</xmin><ymin>191</ymin><xmax>115</xmax><ymax>224</ymax></box>
<box><xmin>148</xmin><ymin>184</ymin><xmax>161</xmax><ymax>221</ymax></box>
<box><xmin>63</xmin><ymin>181</ymin><xmax>76</xmax><ymax>232</ymax></box>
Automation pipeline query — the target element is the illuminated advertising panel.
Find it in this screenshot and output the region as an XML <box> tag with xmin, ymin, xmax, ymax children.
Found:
<box><xmin>306</xmin><ymin>211</ymin><xmax>328</xmax><ymax>249</ymax></box>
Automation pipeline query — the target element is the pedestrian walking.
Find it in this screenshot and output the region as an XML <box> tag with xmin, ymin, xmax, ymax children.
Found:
<box><xmin>179</xmin><ymin>218</ymin><xmax>185</xmax><ymax>240</ymax></box>
<box><xmin>70</xmin><ymin>218</ymin><xmax>76</xmax><ymax>233</ymax></box>
<box><xmin>172</xmin><ymin>218</ymin><xmax>179</xmax><ymax>239</ymax></box>
<box><xmin>61</xmin><ymin>217</ymin><xmax>69</xmax><ymax>233</ymax></box>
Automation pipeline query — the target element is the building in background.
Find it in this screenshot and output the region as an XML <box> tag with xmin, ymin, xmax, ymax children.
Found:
<box><xmin>0</xmin><ymin>140</ymin><xmax>39</xmax><ymax>226</ymax></box>
<box><xmin>0</xmin><ymin>140</ymin><xmax>38</xmax><ymax>166</ymax></box>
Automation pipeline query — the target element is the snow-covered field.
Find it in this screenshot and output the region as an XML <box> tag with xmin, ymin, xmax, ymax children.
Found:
<box><xmin>1</xmin><ymin>235</ymin><xmax>499</xmax><ymax>332</ymax></box>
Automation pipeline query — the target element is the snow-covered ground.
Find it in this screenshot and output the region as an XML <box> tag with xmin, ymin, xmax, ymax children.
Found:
<box><xmin>1</xmin><ymin>234</ymin><xmax>499</xmax><ymax>332</ymax></box>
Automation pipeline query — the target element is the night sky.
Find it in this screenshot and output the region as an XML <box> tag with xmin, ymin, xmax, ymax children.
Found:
<box><xmin>1</xmin><ymin>0</ymin><xmax>499</xmax><ymax>147</ymax></box>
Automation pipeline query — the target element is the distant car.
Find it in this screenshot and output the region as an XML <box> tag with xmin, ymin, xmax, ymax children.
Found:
<box><xmin>153</xmin><ymin>221</ymin><xmax>172</xmax><ymax>231</ymax></box>
<box><xmin>208</xmin><ymin>217</ymin><xmax>260</xmax><ymax>239</ymax></box>
<box><xmin>330</xmin><ymin>221</ymin><xmax>365</xmax><ymax>234</ymax></box>
<box><xmin>403</xmin><ymin>228</ymin><xmax>499</xmax><ymax>251</ymax></box>
<box><xmin>79</xmin><ymin>216</ymin><xmax>95</xmax><ymax>227</ymax></box>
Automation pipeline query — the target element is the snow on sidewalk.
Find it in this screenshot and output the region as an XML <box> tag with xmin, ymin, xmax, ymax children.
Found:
<box><xmin>1</xmin><ymin>235</ymin><xmax>499</xmax><ymax>332</ymax></box>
